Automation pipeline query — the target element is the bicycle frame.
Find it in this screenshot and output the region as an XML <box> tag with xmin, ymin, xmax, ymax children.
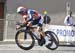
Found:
<box><xmin>16</xmin><ymin>24</ymin><xmax>59</xmax><ymax>50</ymax></box>
<box><xmin>25</xmin><ymin>26</ymin><xmax>41</xmax><ymax>41</ymax></box>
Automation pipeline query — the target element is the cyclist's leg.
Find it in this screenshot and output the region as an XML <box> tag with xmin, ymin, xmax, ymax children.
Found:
<box><xmin>37</xmin><ymin>16</ymin><xmax>45</xmax><ymax>38</ymax></box>
<box><xmin>38</xmin><ymin>18</ymin><xmax>51</xmax><ymax>45</ymax></box>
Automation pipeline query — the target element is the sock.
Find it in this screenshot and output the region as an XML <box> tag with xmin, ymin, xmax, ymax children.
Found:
<box><xmin>44</xmin><ymin>36</ymin><xmax>49</xmax><ymax>42</ymax></box>
<box><xmin>44</xmin><ymin>36</ymin><xmax>51</xmax><ymax>45</ymax></box>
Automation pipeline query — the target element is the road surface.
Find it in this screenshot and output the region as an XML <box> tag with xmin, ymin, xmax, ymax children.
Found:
<box><xmin>0</xmin><ymin>42</ymin><xmax>75</xmax><ymax>53</ymax></box>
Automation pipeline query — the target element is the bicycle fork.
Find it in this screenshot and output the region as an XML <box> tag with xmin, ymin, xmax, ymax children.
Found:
<box><xmin>24</xmin><ymin>32</ymin><xmax>27</xmax><ymax>40</ymax></box>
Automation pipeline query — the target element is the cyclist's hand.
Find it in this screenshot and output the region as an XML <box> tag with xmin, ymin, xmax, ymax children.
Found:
<box><xmin>27</xmin><ymin>21</ymin><xmax>32</xmax><ymax>26</ymax></box>
<box><xmin>16</xmin><ymin>25</ymin><xmax>21</xmax><ymax>30</ymax></box>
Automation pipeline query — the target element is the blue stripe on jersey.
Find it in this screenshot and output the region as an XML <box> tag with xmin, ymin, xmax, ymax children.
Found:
<box><xmin>27</xmin><ymin>9</ymin><xmax>36</xmax><ymax>21</ymax></box>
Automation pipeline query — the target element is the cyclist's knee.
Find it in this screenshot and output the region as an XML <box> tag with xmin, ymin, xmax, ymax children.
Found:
<box><xmin>37</xmin><ymin>26</ymin><xmax>42</xmax><ymax>32</ymax></box>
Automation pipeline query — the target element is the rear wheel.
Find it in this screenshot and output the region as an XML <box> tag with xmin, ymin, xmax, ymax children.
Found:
<box><xmin>15</xmin><ymin>30</ymin><xmax>35</xmax><ymax>50</ymax></box>
<box><xmin>45</xmin><ymin>31</ymin><xmax>59</xmax><ymax>50</ymax></box>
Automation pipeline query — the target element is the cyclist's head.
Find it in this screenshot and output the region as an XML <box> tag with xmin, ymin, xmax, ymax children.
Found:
<box><xmin>17</xmin><ymin>6</ymin><xmax>27</xmax><ymax>14</ymax></box>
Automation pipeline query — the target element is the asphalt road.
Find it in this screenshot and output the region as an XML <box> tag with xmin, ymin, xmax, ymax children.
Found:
<box><xmin>0</xmin><ymin>43</ymin><xmax>75</xmax><ymax>53</ymax></box>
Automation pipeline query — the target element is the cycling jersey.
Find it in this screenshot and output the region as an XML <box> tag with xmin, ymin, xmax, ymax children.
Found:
<box><xmin>22</xmin><ymin>9</ymin><xmax>44</xmax><ymax>27</ymax></box>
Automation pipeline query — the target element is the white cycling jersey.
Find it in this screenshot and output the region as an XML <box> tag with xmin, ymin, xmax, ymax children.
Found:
<box><xmin>64</xmin><ymin>15</ymin><xmax>73</xmax><ymax>26</ymax></box>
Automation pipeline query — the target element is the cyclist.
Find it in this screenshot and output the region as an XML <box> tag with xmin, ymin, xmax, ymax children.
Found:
<box><xmin>16</xmin><ymin>6</ymin><xmax>48</xmax><ymax>46</ymax></box>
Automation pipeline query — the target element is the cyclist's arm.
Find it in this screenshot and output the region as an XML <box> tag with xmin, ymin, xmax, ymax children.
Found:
<box><xmin>20</xmin><ymin>15</ymin><xmax>28</xmax><ymax>27</ymax></box>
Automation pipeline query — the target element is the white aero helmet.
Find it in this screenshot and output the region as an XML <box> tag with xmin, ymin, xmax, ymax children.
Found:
<box><xmin>17</xmin><ymin>6</ymin><xmax>27</xmax><ymax>14</ymax></box>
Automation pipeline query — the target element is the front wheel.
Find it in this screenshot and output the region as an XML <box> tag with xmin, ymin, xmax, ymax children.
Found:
<box><xmin>15</xmin><ymin>30</ymin><xmax>35</xmax><ymax>50</ymax></box>
<box><xmin>45</xmin><ymin>31</ymin><xmax>59</xmax><ymax>50</ymax></box>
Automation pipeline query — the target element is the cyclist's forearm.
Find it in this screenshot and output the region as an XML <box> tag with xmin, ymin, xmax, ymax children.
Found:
<box><xmin>20</xmin><ymin>22</ymin><xmax>26</xmax><ymax>27</ymax></box>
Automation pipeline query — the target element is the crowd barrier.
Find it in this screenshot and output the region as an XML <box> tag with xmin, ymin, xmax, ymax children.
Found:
<box><xmin>44</xmin><ymin>24</ymin><xmax>75</xmax><ymax>45</ymax></box>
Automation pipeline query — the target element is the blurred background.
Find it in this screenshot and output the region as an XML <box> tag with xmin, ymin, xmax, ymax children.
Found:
<box><xmin>0</xmin><ymin>0</ymin><xmax>75</xmax><ymax>53</ymax></box>
<box><xmin>0</xmin><ymin>0</ymin><xmax>75</xmax><ymax>44</ymax></box>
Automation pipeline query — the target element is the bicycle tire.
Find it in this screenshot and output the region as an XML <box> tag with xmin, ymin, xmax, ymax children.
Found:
<box><xmin>15</xmin><ymin>29</ymin><xmax>35</xmax><ymax>50</ymax></box>
<box><xmin>45</xmin><ymin>31</ymin><xmax>59</xmax><ymax>50</ymax></box>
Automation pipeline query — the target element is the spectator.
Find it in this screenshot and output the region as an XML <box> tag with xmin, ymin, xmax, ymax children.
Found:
<box><xmin>64</xmin><ymin>12</ymin><xmax>74</xmax><ymax>26</ymax></box>
<box><xmin>43</xmin><ymin>11</ymin><xmax>51</xmax><ymax>24</ymax></box>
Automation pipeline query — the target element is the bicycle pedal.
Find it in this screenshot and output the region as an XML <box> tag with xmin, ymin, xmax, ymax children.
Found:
<box><xmin>38</xmin><ymin>40</ymin><xmax>43</xmax><ymax>46</ymax></box>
